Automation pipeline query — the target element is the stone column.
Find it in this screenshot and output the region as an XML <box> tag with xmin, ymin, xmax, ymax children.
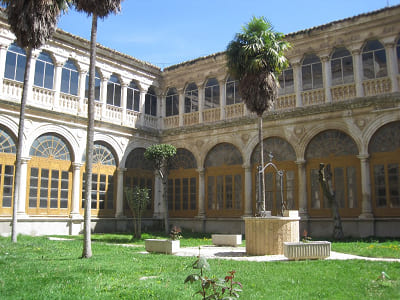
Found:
<box><xmin>120</xmin><ymin>79</ymin><xmax>128</xmax><ymax>126</ymax></box>
<box><xmin>100</xmin><ymin>72</ymin><xmax>111</xmax><ymax>120</ymax></box>
<box><xmin>292</xmin><ymin>61</ymin><xmax>303</xmax><ymax>107</ymax></box>
<box><xmin>357</xmin><ymin>154</ymin><xmax>374</xmax><ymax>237</ymax></box>
<box><xmin>70</xmin><ymin>162</ymin><xmax>83</xmax><ymax>218</ymax></box>
<box><xmin>321</xmin><ymin>55</ymin><xmax>332</xmax><ymax>103</ymax></box>
<box><xmin>357</xmin><ymin>154</ymin><xmax>373</xmax><ymax>218</ymax></box>
<box><xmin>115</xmin><ymin>168</ymin><xmax>126</xmax><ymax>218</ymax></box>
<box><xmin>77</xmin><ymin>67</ymin><xmax>88</xmax><ymax>115</ymax></box>
<box><xmin>53</xmin><ymin>57</ymin><xmax>67</xmax><ymax>109</ymax></box>
<box><xmin>351</xmin><ymin>48</ymin><xmax>364</xmax><ymax>97</ymax></box>
<box><xmin>197</xmin><ymin>168</ymin><xmax>205</xmax><ymax>217</ymax></box>
<box><xmin>243</xmin><ymin>164</ymin><xmax>253</xmax><ymax>216</ymax></box>
<box><xmin>219</xmin><ymin>79</ymin><xmax>226</xmax><ymax>120</ymax></box>
<box><xmin>0</xmin><ymin>43</ymin><xmax>10</xmax><ymax>93</ymax></box>
<box><xmin>153</xmin><ymin>171</ymin><xmax>163</xmax><ymax>219</ymax></box>
<box><xmin>198</xmin><ymin>84</ymin><xmax>204</xmax><ymax>123</ymax></box>
<box><xmin>296</xmin><ymin>159</ymin><xmax>308</xmax><ymax>219</ymax></box>
<box><xmin>178</xmin><ymin>88</ymin><xmax>184</xmax><ymax>127</ymax></box>
<box><xmin>139</xmin><ymin>86</ymin><xmax>148</xmax><ymax>126</ymax></box>
<box><xmin>384</xmin><ymin>41</ymin><xmax>399</xmax><ymax>92</ymax></box>
<box><xmin>17</xmin><ymin>157</ymin><xmax>31</xmax><ymax>216</ymax></box>
<box><xmin>26</xmin><ymin>50</ymin><xmax>40</xmax><ymax>105</ymax></box>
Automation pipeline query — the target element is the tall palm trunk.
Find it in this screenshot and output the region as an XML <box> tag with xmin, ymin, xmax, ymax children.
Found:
<box><xmin>82</xmin><ymin>13</ymin><xmax>97</xmax><ymax>259</ymax></box>
<box><xmin>258</xmin><ymin>116</ymin><xmax>266</xmax><ymax>213</ymax></box>
<box><xmin>11</xmin><ymin>46</ymin><xmax>33</xmax><ymax>243</ymax></box>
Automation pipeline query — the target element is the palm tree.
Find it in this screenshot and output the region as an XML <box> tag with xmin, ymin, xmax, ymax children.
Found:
<box><xmin>72</xmin><ymin>0</ymin><xmax>122</xmax><ymax>259</ymax></box>
<box><xmin>226</xmin><ymin>17</ymin><xmax>290</xmax><ymax>215</ymax></box>
<box><xmin>1</xmin><ymin>0</ymin><xmax>70</xmax><ymax>243</ymax></box>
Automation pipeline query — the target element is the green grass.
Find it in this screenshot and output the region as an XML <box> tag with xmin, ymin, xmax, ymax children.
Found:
<box><xmin>0</xmin><ymin>235</ymin><xmax>399</xmax><ymax>299</ymax></box>
<box><xmin>331</xmin><ymin>239</ymin><xmax>400</xmax><ymax>259</ymax></box>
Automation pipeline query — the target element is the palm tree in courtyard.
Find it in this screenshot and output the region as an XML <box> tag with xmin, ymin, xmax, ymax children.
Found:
<box><xmin>226</xmin><ymin>17</ymin><xmax>290</xmax><ymax>215</ymax></box>
<box><xmin>1</xmin><ymin>0</ymin><xmax>70</xmax><ymax>243</ymax></box>
<box><xmin>72</xmin><ymin>0</ymin><xmax>122</xmax><ymax>259</ymax></box>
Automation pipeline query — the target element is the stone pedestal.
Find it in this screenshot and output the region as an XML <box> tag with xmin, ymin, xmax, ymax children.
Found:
<box><xmin>145</xmin><ymin>239</ymin><xmax>180</xmax><ymax>254</ymax></box>
<box><xmin>212</xmin><ymin>234</ymin><xmax>242</xmax><ymax>247</ymax></box>
<box><xmin>244</xmin><ymin>211</ymin><xmax>300</xmax><ymax>255</ymax></box>
<box><xmin>283</xmin><ymin>241</ymin><xmax>331</xmax><ymax>260</ymax></box>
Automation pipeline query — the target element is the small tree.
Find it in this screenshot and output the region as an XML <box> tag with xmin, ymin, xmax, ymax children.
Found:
<box><xmin>125</xmin><ymin>186</ymin><xmax>150</xmax><ymax>239</ymax></box>
<box><xmin>144</xmin><ymin>144</ymin><xmax>176</xmax><ymax>234</ymax></box>
<box><xmin>318</xmin><ymin>163</ymin><xmax>344</xmax><ymax>240</ymax></box>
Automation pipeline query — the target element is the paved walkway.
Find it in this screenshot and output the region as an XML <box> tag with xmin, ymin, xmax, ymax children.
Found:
<box><xmin>166</xmin><ymin>245</ymin><xmax>400</xmax><ymax>262</ymax></box>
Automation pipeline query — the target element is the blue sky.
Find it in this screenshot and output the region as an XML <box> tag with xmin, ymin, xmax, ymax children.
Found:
<box><xmin>57</xmin><ymin>0</ymin><xmax>400</xmax><ymax>69</ymax></box>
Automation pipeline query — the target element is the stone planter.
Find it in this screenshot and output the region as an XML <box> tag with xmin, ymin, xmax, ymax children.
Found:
<box><xmin>283</xmin><ymin>241</ymin><xmax>331</xmax><ymax>260</ymax></box>
<box><xmin>244</xmin><ymin>211</ymin><xmax>300</xmax><ymax>255</ymax></box>
<box><xmin>145</xmin><ymin>239</ymin><xmax>180</xmax><ymax>254</ymax></box>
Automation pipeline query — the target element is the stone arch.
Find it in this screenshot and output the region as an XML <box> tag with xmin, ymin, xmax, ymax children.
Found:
<box><xmin>26</xmin><ymin>124</ymin><xmax>79</xmax><ymax>162</ymax></box>
<box><xmin>204</xmin><ymin>143</ymin><xmax>243</xmax><ymax>168</ymax></box>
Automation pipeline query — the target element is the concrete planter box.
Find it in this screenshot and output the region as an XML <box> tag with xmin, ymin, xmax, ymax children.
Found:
<box><xmin>283</xmin><ymin>241</ymin><xmax>331</xmax><ymax>260</ymax></box>
<box><xmin>145</xmin><ymin>239</ymin><xmax>180</xmax><ymax>254</ymax></box>
<box><xmin>212</xmin><ymin>234</ymin><xmax>242</xmax><ymax>247</ymax></box>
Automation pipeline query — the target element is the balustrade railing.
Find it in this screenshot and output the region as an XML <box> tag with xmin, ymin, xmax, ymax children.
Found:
<box><xmin>363</xmin><ymin>77</ymin><xmax>391</xmax><ymax>96</ymax></box>
<box><xmin>2</xmin><ymin>74</ymin><xmax>398</xmax><ymax>132</ymax></box>
<box><xmin>2</xmin><ymin>79</ymin><xmax>22</xmax><ymax>101</ymax></box>
<box><xmin>163</xmin><ymin>115</ymin><xmax>179</xmax><ymax>129</ymax></box>
<box><xmin>183</xmin><ymin>111</ymin><xmax>199</xmax><ymax>126</ymax></box>
<box><xmin>125</xmin><ymin>110</ymin><xmax>140</xmax><ymax>127</ymax></box>
<box><xmin>203</xmin><ymin>107</ymin><xmax>220</xmax><ymax>123</ymax></box>
<box><xmin>276</xmin><ymin>93</ymin><xmax>296</xmax><ymax>110</ymax></box>
<box><xmin>301</xmin><ymin>88</ymin><xmax>325</xmax><ymax>106</ymax></box>
<box><xmin>331</xmin><ymin>83</ymin><xmax>356</xmax><ymax>102</ymax></box>
<box><xmin>143</xmin><ymin>114</ymin><xmax>158</xmax><ymax>129</ymax></box>
<box><xmin>32</xmin><ymin>86</ymin><xmax>55</xmax><ymax>109</ymax></box>
<box><xmin>59</xmin><ymin>93</ymin><xmax>79</xmax><ymax>113</ymax></box>
<box><xmin>225</xmin><ymin>103</ymin><xmax>244</xmax><ymax>119</ymax></box>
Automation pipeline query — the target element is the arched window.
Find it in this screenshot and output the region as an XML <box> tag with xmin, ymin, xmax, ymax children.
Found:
<box><xmin>205</xmin><ymin>143</ymin><xmax>244</xmax><ymax>217</ymax></box>
<box><xmin>226</xmin><ymin>76</ymin><xmax>242</xmax><ymax>105</ymax></box>
<box><xmin>28</xmin><ymin>134</ymin><xmax>72</xmax><ymax>215</ymax></box>
<box><xmin>302</xmin><ymin>54</ymin><xmax>322</xmax><ymax>90</ymax></box>
<box><xmin>305</xmin><ymin>130</ymin><xmax>360</xmax><ymax>217</ymax></box>
<box><xmin>369</xmin><ymin>122</ymin><xmax>400</xmax><ymax>216</ymax></box>
<box><xmin>396</xmin><ymin>38</ymin><xmax>400</xmax><ymax>73</ymax></box>
<box><xmin>4</xmin><ymin>43</ymin><xmax>26</xmax><ymax>82</ymax></box>
<box><xmin>85</xmin><ymin>68</ymin><xmax>101</xmax><ymax>101</ymax></box>
<box><xmin>204</xmin><ymin>78</ymin><xmax>219</xmax><ymax>109</ymax></box>
<box><xmin>362</xmin><ymin>40</ymin><xmax>387</xmax><ymax>79</ymax></box>
<box><xmin>278</xmin><ymin>65</ymin><xmax>294</xmax><ymax>95</ymax></box>
<box><xmin>82</xmin><ymin>143</ymin><xmax>116</xmax><ymax>215</ymax></box>
<box><xmin>127</xmin><ymin>81</ymin><xmax>140</xmax><ymax>112</ymax></box>
<box><xmin>251</xmin><ymin>137</ymin><xmax>297</xmax><ymax>214</ymax></box>
<box><xmin>106</xmin><ymin>74</ymin><xmax>121</xmax><ymax>107</ymax></box>
<box><xmin>124</xmin><ymin>148</ymin><xmax>154</xmax><ymax>217</ymax></box>
<box><xmin>145</xmin><ymin>86</ymin><xmax>157</xmax><ymax>116</ymax></box>
<box><xmin>331</xmin><ymin>47</ymin><xmax>354</xmax><ymax>86</ymax></box>
<box><xmin>166</xmin><ymin>87</ymin><xmax>179</xmax><ymax>116</ymax></box>
<box><xmin>61</xmin><ymin>59</ymin><xmax>79</xmax><ymax>95</ymax></box>
<box><xmin>0</xmin><ymin>127</ymin><xmax>16</xmax><ymax>214</ymax></box>
<box><xmin>34</xmin><ymin>52</ymin><xmax>54</xmax><ymax>89</ymax></box>
<box><xmin>168</xmin><ymin>148</ymin><xmax>198</xmax><ymax>217</ymax></box>
<box><xmin>184</xmin><ymin>83</ymin><xmax>198</xmax><ymax>113</ymax></box>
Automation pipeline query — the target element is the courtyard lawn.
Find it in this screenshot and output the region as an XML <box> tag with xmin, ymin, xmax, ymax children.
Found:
<box><xmin>0</xmin><ymin>235</ymin><xmax>399</xmax><ymax>300</ymax></box>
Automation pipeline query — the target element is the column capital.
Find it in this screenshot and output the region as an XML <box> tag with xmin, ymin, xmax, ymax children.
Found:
<box><xmin>357</xmin><ymin>154</ymin><xmax>370</xmax><ymax>161</ymax></box>
<box><xmin>295</xmin><ymin>159</ymin><xmax>306</xmax><ymax>166</ymax></box>
<box><xmin>72</xmin><ymin>162</ymin><xmax>84</xmax><ymax>169</ymax></box>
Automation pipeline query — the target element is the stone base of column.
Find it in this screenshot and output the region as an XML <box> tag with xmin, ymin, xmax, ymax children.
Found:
<box><xmin>69</xmin><ymin>213</ymin><xmax>83</xmax><ymax>235</ymax></box>
<box><xmin>358</xmin><ymin>217</ymin><xmax>375</xmax><ymax>237</ymax></box>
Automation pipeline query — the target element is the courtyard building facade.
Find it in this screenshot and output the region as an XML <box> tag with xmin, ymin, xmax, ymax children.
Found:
<box><xmin>0</xmin><ymin>6</ymin><xmax>399</xmax><ymax>237</ymax></box>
